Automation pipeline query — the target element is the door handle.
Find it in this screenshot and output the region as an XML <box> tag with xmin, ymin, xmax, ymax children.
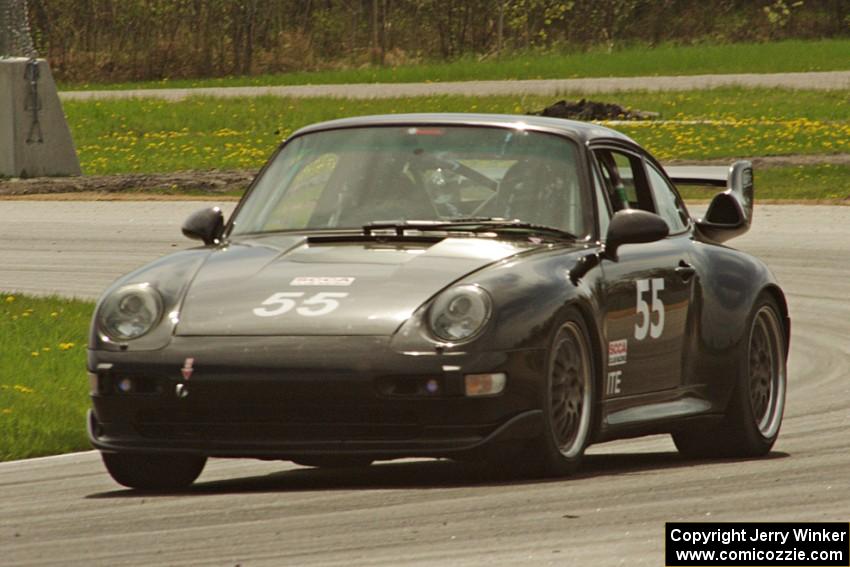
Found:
<box><xmin>675</xmin><ymin>260</ymin><xmax>696</xmax><ymax>281</ymax></box>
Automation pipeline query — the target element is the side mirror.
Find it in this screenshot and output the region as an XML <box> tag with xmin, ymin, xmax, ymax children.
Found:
<box><xmin>182</xmin><ymin>207</ymin><xmax>224</xmax><ymax>245</ymax></box>
<box><xmin>603</xmin><ymin>209</ymin><xmax>669</xmax><ymax>261</ymax></box>
<box><xmin>696</xmin><ymin>161</ymin><xmax>753</xmax><ymax>243</ymax></box>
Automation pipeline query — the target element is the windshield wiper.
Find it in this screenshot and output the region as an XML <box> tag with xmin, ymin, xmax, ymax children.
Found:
<box><xmin>442</xmin><ymin>218</ymin><xmax>578</xmax><ymax>240</ymax></box>
<box><xmin>363</xmin><ymin>218</ymin><xmax>577</xmax><ymax>241</ymax></box>
<box><xmin>362</xmin><ymin>219</ymin><xmax>457</xmax><ymax>238</ymax></box>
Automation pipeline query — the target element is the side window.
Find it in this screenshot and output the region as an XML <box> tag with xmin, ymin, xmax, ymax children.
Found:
<box><xmin>591</xmin><ymin>160</ymin><xmax>611</xmax><ymax>238</ymax></box>
<box><xmin>645</xmin><ymin>163</ymin><xmax>690</xmax><ymax>233</ymax></box>
<box><xmin>592</xmin><ymin>148</ymin><xmax>654</xmax><ymax>212</ymax></box>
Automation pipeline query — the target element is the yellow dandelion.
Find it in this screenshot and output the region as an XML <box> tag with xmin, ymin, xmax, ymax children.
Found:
<box><xmin>14</xmin><ymin>385</ymin><xmax>34</xmax><ymax>393</ymax></box>
<box><xmin>58</xmin><ymin>342</ymin><xmax>75</xmax><ymax>351</ymax></box>
<box><xmin>42</xmin><ymin>347</ymin><xmax>51</xmax><ymax>352</ymax></box>
<box><xmin>1</xmin><ymin>409</ymin><xmax>12</xmax><ymax>415</ymax></box>
<box><xmin>30</xmin><ymin>351</ymin><xmax>39</xmax><ymax>357</ymax></box>
<box><xmin>4</xmin><ymin>296</ymin><xmax>14</xmax><ymax>303</ymax></box>
<box><xmin>51</xmin><ymin>312</ymin><xmax>58</xmax><ymax>317</ymax></box>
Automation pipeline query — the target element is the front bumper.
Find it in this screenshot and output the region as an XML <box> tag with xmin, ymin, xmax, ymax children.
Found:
<box><xmin>88</xmin><ymin>336</ymin><xmax>546</xmax><ymax>459</ymax></box>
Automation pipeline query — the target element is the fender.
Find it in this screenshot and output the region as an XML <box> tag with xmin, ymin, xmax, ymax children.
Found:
<box><xmin>687</xmin><ymin>243</ymin><xmax>785</xmax><ymax>410</ymax></box>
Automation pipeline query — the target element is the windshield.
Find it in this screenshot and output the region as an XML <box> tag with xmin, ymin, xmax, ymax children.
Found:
<box><xmin>231</xmin><ymin>125</ymin><xmax>589</xmax><ymax>237</ymax></box>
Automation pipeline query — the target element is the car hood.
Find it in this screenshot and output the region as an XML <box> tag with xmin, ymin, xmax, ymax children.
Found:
<box><xmin>175</xmin><ymin>233</ymin><xmax>542</xmax><ymax>336</ymax></box>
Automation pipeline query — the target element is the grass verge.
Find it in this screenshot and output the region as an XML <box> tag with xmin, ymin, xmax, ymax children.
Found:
<box><xmin>64</xmin><ymin>88</ymin><xmax>850</xmax><ymax>175</ymax></box>
<box><xmin>679</xmin><ymin>164</ymin><xmax>850</xmax><ymax>202</ymax></box>
<box><xmin>60</xmin><ymin>39</ymin><xmax>850</xmax><ymax>91</ymax></box>
<box><xmin>0</xmin><ymin>294</ymin><xmax>93</xmax><ymax>461</ymax></box>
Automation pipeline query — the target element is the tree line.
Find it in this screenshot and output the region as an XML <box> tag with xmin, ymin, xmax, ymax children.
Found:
<box><xmin>25</xmin><ymin>0</ymin><xmax>850</xmax><ymax>82</ymax></box>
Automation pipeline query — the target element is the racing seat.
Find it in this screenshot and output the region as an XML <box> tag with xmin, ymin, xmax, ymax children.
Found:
<box><xmin>475</xmin><ymin>157</ymin><xmax>570</xmax><ymax>228</ymax></box>
<box><xmin>334</xmin><ymin>153</ymin><xmax>437</xmax><ymax>226</ymax></box>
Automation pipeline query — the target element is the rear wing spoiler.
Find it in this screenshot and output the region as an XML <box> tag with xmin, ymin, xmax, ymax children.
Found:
<box><xmin>665</xmin><ymin>161</ymin><xmax>753</xmax><ymax>243</ymax></box>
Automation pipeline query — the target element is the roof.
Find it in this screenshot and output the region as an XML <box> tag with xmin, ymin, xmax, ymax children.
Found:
<box><xmin>290</xmin><ymin>113</ymin><xmax>636</xmax><ymax>145</ymax></box>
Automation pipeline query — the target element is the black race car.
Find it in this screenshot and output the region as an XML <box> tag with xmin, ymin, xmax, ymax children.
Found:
<box><xmin>87</xmin><ymin>114</ymin><xmax>789</xmax><ymax>489</ymax></box>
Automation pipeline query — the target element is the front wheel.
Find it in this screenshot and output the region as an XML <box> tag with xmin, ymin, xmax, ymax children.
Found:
<box><xmin>673</xmin><ymin>294</ymin><xmax>787</xmax><ymax>458</ymax></box>
<box><xmin>497</xmin><ymin>312</ymin><xmax>596</xmax><ymax>478</ymax></box>
<box><xmin>101</xmin><ymin>452</ymin><xmax>207</xmax><ymax>490</ymax></box>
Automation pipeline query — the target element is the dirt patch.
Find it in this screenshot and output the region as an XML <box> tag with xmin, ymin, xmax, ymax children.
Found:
<box><xmin>0</xmin><ymin>191</ymin><xmax>241</xmax><ymax>202</ymax></box>
<box><xmin>529</xmin><ymin>99</ymin><xmax>659</xmax><ymax>121</ymax></box>
<box><xmin>0</xmin><ymin>169</ymin><xmax>256</xmax><ymax>197</ymax></box>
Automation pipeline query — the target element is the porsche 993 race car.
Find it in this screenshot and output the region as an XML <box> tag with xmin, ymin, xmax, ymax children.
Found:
<box><xmin>87</xmin><ymin>114</ymin><xmax>789</xmax><ymax>489</ymax></box>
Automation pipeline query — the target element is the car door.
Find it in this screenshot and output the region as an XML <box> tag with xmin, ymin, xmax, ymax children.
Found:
<box><xmin>593</xmin><ymin>146</ymin><xmax>696</xmax><ymax>398</ymax></box>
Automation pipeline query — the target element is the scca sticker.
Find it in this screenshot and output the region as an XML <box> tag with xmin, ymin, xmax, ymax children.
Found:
<box><xmin>290</xmin><ymin>277</ymin><xmax>355</xmax><ymax>287</ymax></box>
<box><xmin>608</xmin><ymin>339</ymin><xmax>628</xmax><ymax>366</ymax></box>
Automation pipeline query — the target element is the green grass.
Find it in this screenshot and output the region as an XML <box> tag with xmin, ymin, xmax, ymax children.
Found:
<box><xmin>679</xmin><ymin>164</ymin><xmax>850</xmax><ymax>202</ymax></box>
<box><xmin>0</xmin><ymin>294</ymin><xmax>93</xmax><ymax>461</ymax></box>
<box><xmin>59</xmin><ymin>39</ymin><xmax>850</xmax><ymax>91</ymax></box>
<box><xmin>757</xmin><ymin>165</ymin><xmax>850</xmax><ymax>201</ymax></box>
<box><xmin>64</xmin><ymin>88</ymin><xmax>850</xmax><ymax>175</ymax></box>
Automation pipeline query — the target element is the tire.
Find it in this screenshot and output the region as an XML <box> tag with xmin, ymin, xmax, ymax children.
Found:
<box><xmin>292</xmin><ymin>456</ymin><xmax>374</xmax><ymax>469</ymax></box>
<box><xmin>101</xmin><ymin>452</ymin><xmax>207</xmax><ymax>490</ymax></box>
<box><xmin>673</xmin><ymin>294</ymin><xmax>787</xmax><ymax>458</ymax></box>
<box><xmin>495</xmin><ymin>310</ymin><xmax>596</xmax><ymax>478</ymax></box>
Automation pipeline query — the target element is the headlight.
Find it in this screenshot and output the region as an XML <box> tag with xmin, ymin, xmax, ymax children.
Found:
<box><xmin>429</xmin><ymin>284</ymin><xmax>492</xmax><ymax>342</ymax></box>
<box><xmin>99</xmin><ymin>283</ymin><xmax>163</xmax><ymax>341</ymax></box>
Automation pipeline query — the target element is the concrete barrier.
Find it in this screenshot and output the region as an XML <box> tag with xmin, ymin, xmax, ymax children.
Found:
<box><xmin>0</xmin><ymin>57</ymin><xmax>80</xmax><ymax>177</ymax></box>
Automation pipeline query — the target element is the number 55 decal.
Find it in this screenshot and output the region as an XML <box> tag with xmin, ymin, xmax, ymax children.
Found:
<box><xmin>253</xmin><ymin>292</ymin><xmax>349</xmax><ymax>318</ymax></box>
<box><xmin>635</xmin><ymin>278</ymin><xmax>665</xmax><ymax>340</ymax></box>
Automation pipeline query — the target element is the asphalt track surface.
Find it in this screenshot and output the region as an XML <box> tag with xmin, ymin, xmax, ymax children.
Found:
<box><xmin>59</xmin><ymin>70</ymin><xmax>850</xmax><ymax>101</ymax></box>
<box><xmin>1</xmin><ymin>202</ymin><xmax>848</xmax><ymax>566</ymax></box>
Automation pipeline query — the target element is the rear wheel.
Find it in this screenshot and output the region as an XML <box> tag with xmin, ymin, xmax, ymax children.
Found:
<box><xmin>101</xmin><ymin>452</ymin><xmax>206</xmax><ymax>490</ymax></box>
<box><xmin>292</xmin><ymin>456</ymin><xmax>374</xmax><ymax>469</ymax></box>
<box><xmin>673</xmin><ymin>294</ymin><xmax>786</xmax><ymax>458</ymax></box>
